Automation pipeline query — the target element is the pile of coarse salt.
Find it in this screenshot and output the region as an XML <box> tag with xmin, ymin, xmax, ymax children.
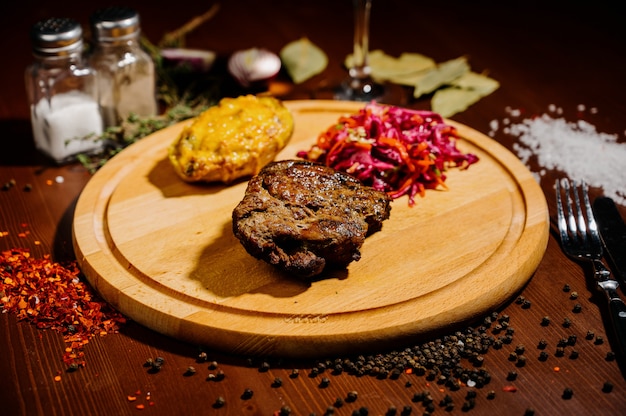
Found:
<box><xmin>488</xmin><ymin>104</ymin><xmax>626</xmax><ymax>207</ymax></box>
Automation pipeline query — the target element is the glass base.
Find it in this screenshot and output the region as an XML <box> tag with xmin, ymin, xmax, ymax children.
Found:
<box><xmin>334</xmin><ymin>77</ymin><xmax>385</xmax><ymax>102</ymax></box>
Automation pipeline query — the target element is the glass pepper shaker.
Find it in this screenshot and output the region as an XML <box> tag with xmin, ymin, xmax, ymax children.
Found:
<box><xmin>89</xmin><ymin>6</ymin><xmax>158</xmax><ymax>128</ymax></box>
<box><xmin>25</xmin><ymin>17</ymin><xmax>104</xmax><ymax>163</ymax></box>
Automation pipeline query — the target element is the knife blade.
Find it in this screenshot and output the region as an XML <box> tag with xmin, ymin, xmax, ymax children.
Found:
<box><xmin>593</xmin><ymin>196</ymin><xmax>626</xmax><ymax>285</ymax></box>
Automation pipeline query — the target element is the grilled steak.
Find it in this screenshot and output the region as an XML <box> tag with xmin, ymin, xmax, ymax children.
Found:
<box><xmin>232</xmin><ymin>160</ymin><xmax>392</xmax><ymax>278</ymax></box>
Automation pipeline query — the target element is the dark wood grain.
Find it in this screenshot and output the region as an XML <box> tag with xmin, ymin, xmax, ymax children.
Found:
<box><xmin>1</xmin><ymin>1</ymin><xmax>625</xmax><ymax>415</ymax></box>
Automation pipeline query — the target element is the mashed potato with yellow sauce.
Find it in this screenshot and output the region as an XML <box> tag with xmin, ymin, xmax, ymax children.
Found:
<box><xmin>168</xmin><ymin>95</ymin><xmax>294</xmax><ymax>183</ymax></box>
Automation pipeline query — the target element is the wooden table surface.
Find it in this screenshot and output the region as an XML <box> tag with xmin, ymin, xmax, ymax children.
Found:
<box><xmin>1</xmin><ymin>1</ymin><xmax>625</xmax><ymax>415</ymax></box>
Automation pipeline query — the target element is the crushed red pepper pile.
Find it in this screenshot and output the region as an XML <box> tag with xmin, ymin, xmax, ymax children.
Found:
<box><xmin>0</xmin><ymin>248</ymin><xmax>126</xmax><ymax>369</ymax></box>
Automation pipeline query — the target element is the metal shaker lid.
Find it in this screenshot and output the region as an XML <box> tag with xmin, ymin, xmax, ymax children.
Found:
<box><xmin>30</xmin><ymin>18</ymin><xmax>83</xmax><ymax>56</ymax></box>
<box><xmin>90</xmin><ymin>6</ymin><xmax>141</xmax><ymax>42</ymax></box>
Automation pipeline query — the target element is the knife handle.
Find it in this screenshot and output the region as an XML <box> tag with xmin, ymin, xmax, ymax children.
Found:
<box><xmin>594</xmin><ymin>259</ymin><xmax>626</xmax><ymax>358</ymax></box>
<box><xmin>607</xmin><ymin>292</ymin><xmax>626</xmax><ymax>358</ymax></box>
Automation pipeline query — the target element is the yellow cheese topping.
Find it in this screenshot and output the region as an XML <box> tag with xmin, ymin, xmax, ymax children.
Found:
<box><xmin>169</xmin><ymin>95</ymin><xmax>294</xmax><ymax>183</ymax></box>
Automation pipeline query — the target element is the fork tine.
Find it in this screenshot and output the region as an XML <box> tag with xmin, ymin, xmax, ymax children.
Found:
<box><xmin>562</xmin><ymin>179</ymin><xmax>580</xmax><ymax>244</ymax></box>
<box><xmin>572</xmin><ymin>180</ymin><xmax>588</xmax><ymax>246</ymax></box>
<box><xmin>555</xmin><ymin>179</ymin><xmax>569</xmax><ymax>244</ymax></box>
<box><xmin>581</xmin><ymin>180</ymin><xmax>603</xmax><ymax>249</ymax></box>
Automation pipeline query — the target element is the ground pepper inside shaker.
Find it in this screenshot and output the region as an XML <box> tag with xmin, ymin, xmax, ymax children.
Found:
<box><xmin>89</xmin><ymin>6</ymin><xmax>157</xmax><ymax>128</ymax></box>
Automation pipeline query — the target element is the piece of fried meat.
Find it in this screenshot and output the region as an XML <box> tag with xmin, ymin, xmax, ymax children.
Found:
<box><xmin>232</xmin><ymin>160</ymin><xmax>392</xmax><ymax>279</ymax></box>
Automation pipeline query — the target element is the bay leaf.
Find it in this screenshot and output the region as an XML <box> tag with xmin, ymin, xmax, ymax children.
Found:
<box><xmin>450</xmin><ymin>71</ymin><xmax>500</xmax><ymax>95</ymax></box>
<box><xmin>413</xmin><ymin>56</ymin><xmax>470</xmax><ymax>98</ymax></box>
<box><xmin>431</xmin><ymin>87</ymin><xmax>483</xmax><ymax>118</ymax></box>
<box><xmin>280</xmin><ymin>37</ymin><xmax>328</xmax><ymax>84</ymax></box>
<box><xmin>344</xmin><ymin>50</ymin><xmax>436</xmax><ymax>82</ymax></box>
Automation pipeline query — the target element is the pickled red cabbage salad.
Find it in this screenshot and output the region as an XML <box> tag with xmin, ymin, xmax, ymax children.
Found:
<box><xmin>297</xmin><ymin>103</ymin><xmax>479</xmax><ymax>206</ymax></box>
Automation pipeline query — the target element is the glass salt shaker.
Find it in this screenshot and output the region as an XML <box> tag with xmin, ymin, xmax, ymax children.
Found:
<box><xmin>89</xmin><ymin>6</ymin><xmax>158</xmax><ymax>128</ymax></box>
<box><xmin>25</xmin><ymin>17</ymin><xmax>104</xmax><ymax>163</ymax></box>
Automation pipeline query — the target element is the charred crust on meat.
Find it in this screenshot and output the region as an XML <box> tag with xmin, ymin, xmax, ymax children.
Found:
<box><xmin>232</xmin><ymin>160</ymin><xmax>392</xmax><ymax>279</ymax></box>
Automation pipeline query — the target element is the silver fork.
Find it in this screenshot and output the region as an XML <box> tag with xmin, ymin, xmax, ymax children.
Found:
<box><xmin>556</xmin><ymin>178</ymin><xmax>626</xmax><ymax>358</ymax></box>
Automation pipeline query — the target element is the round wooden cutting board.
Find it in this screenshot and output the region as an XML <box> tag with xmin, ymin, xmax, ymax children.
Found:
<box><xmin>72</xmin><ymin>100</ymin><xmax>549</xmax><ymax>358</ymax></box>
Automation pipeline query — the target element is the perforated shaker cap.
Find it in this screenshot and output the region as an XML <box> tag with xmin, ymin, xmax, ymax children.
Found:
<box><xmin>30</xmin><ymin>17</ymin><xmax>83</xmax><ymax>56</ymax></box>
<box><xmin>90</xmin><ymin>6</ymin><xmax>141</xmax><ymax>42</ymax></box>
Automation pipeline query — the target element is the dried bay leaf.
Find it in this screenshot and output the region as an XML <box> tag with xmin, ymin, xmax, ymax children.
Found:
<box><xmin>450</xmin><ymin>71</ymin><xmax>500</xmax><ymax>95</ymax></box>
<box><xmin>344</xmin><ymin>50</ymin><xmax>436</xmax><ymax>82</ymax></box>
<box><xmin>431</xmin><ymin>88</ymin><xmax>483</xmax><ymax>118</ymax></box>
<box><xmin>413</xmin><ymin>56</ymin><xmax>470</xmax><ymax>98</ymax></box>
<box><xmin>432</xmin><ymin>71</ymin><xmax>500</xmax><ymax>117</ymax></box>
<box><xmin>280</xmin><ymin>37</ymin><xmax>328</xmax><ymax>84</ymax></box>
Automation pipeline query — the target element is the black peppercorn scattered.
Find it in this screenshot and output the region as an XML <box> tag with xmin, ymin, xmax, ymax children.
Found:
<box><xmin>585</xmin><ymin>330</ymin><xmax>595</xmax><ymax>340</ymax></box>
<box><xmin>515</xmin><ymin>296</ymin><xmax>525</xmax><ymax>305</ymax></box>
<box><xmin>259</xmin><ymin>361</ymin><xmax>270</xmax><ymax>372</ymax></box>
<box><xmin>213</xmin><ymin>396</ymin><xmax>226</xmax><ymax>408</ymax></box>
<box><xmin>562</xmin><ymin>317</ymin><xmax>572</xmax><ymax>328</ymax></box>
<box><xmin>401</xmin><ymin>405</ymin><xmax>412</xmax><ymax>415</ymax></box>
<box><xmin>568</xmin><ymin>334</ymin><xmax>577</xmax><ymax>346</ymax></box>
<box><xmin>319</xmin><ymin>377</ymin><xmax>330</xmax><ymax>388</ymax></box>
<box><xmin>570</xmin><ymin>292</ymin><xmax>579</xmax><ymax>299</ymax></box>
<box><xmin>522</xmin><ymin>299</ymin><xmax>532</xmax><ymax>309</ymax></box>
<box><xmin>569</xmin><ymin>350</ymin><xmax>579</xmax><ymax>359</ymax></box>
<box><xmin>208</xmin><ymin>360</ymin><xmax>218</xmax><ymax>369</ymax></box>
<box><xmin>572</xmin><ymin>303</ymin><xmax>582</xmax><ymax>313</ymax></box>
<box><xmin>562</xmin><ymin>387</ymin><xmax>573</xmax><ymax>399</ymax></box>
<box><xmin>197</xmin><ymin>351</ymin><xmax>208</xmax><ymax>362</ymax></box>
<box><xmin>333</xmin><ymin>397</ymin><xmax>344</xmax><ymax>408</ymax></box>
<box><xmin>507</xmin><ymin>371</ymin><xmax>518</xmax><ymax>381</ymax></box>
<box><xmin>540</xmin><ymin>316</ymin><xmax>550</xmax><ymax>326</ymax></box>
<box><xmin>23</xmin><ymin>184</ymin><xmax>33</xmax><ymax>192</ymax></box>
<box><xmin>290</xmin><ymin>368</ymin><xmax>300</xmax><ymax>378</ymax></box>
<box><xmin>508</xmin><ymin>352</ymin><xmax>518</xmax><ymax>361</ymax></box>
<box><xmin>386</xmin><ymin>405</ymin><xmax>397</xmax><ymax>416</ymax></box>
<box><xmin>279</xmin><ymin>406</ymin><xmax>292</xmax><ymax>416</ymax></box>
<box><xmin>595</xmin><ymin>336</ymin><xmax>604</xmax><ymax>345</ymax></box>
<box><xmin>515</xmin><ymin>344</ymin><xmax>526</xmax><ymax>354</ymax></box>
<box><xmin>555</xmin><ymin>347</ymin><xmax>565</xmax><ymax>357</ymax></box>
<box><xmin>606</xmin><ymin>351</ymin><xmax>616</xmax><ymax>361</ymax></box>
<box><xmin>346</xmin><ymin>391</ymin><xmax>358</xmax><ymax>402</ymax></box>
<box><xmin>241</xmin><ymin>388</ymin><xmax>254</xmax><ymax>399</ymax></box>
<box><xmin>602</xmin><ymin>382</ymin><xmax>614</xmax><ymax>393</ymax></box>
<box><xmin>524</xmin><ymin>408</ymin><xmax>535</xmax><ymax>416</ymax></box>
<box><xmin>272</xmin><ymin>377</ymin><xmax>283</xmax><ymax>387</ymax></box>
<box><xmin>516</xmin><ymin>355</ymin><xmax>527</xmax><ymax>367</ymax></box>
<box><xmin>184</xmin><ymin>366</ymin><xmax>196</xmax><ymax>376</ymax></box>
<box><xmin>562</xmin><ymin>284</ymin><xmax>570</xmax><ymax>292</ymax></box>
<box><xmin>538</xmin><ymin>339</ymin><xmax>548</xmax><ymax>349</ymax></box>
<box><xmin>539</xmin><ymin>351</ymin><xmax>549</xmax><ymax>361</ymax></box>
<box><xmin>324</xmin><ymin>406</ymin><xmax>335</xmax><ymax>415</ymax></box>
<box><xmin>486</xmin><ymin>390</ymin><xmax>496</xmax><ymax>400</ymax></box>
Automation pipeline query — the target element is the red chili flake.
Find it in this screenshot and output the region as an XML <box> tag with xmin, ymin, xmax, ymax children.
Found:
<box><xmin>136</xmin><ymin>404</ymin><xmax>145</xmax><ymax>410</ymax></box>
<box><xmin>0</xmin><ymin>248</ymin><xmax>126</xmax><ymax>369</ymax></box>
<box><xmin>502</xmin><ymin>385</ymin><xmax>518</xmax><ymax>392</ymax></box>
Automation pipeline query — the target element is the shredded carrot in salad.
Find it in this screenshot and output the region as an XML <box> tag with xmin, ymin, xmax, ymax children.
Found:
<box><xmin>297</xmin><ymin>102</ymin><xmax>479</xmax><ymax>206</ymax></box>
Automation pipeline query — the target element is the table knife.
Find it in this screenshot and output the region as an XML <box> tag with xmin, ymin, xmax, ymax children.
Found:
<box><xmin>593</xmin><ymin>197</ymin><xmax>626</xmax><ymax>286</ymax></box>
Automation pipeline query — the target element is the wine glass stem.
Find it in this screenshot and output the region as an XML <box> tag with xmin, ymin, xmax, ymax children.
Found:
<box><xmin>349</xmin><ymin>0</ymin><xmax>373</xmax><ymax>81</ymax></box>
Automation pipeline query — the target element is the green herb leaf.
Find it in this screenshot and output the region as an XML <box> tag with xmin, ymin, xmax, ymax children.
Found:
<box><xmin>280</xmin><ymin>37</ymin><xmax>328</xmax><ymax>84</ymax></box>
<box><xmin>412</xmin><ymin>56</ymin><xmax>471</xmax><ymax>98</ymax></box>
